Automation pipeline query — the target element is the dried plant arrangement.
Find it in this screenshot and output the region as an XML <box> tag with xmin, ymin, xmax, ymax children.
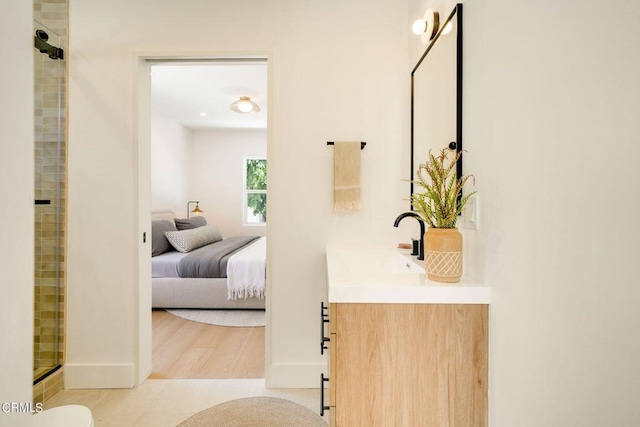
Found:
<box><xmin>409</xmin><ymin>148</ymin><xmax>476</xmax><ymax>228</ymax></box>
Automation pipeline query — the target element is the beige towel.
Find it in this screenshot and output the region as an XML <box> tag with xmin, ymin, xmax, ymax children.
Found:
<box><xmin>333</xmin><ymin>141</ymin><xmax>362</xmax><ymax>212</ymax></box>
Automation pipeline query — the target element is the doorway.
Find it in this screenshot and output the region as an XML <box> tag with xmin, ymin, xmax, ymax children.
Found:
<box><xmin>138</xmin><ymin>58</ymin><xmax>270</xmax><ymax>381</ymax></box>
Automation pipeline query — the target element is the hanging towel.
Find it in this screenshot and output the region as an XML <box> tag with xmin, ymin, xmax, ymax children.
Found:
<box><xmin>333</xmin><ymin>141</ymin><xmax>362</xmax><ymax>212</ymax></box>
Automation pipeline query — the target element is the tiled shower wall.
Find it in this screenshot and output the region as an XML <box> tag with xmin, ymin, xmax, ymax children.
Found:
<box><xmin>33</xmin><ymin>0</ymin><xmax>67</xmax><ymax>389</ymax></box>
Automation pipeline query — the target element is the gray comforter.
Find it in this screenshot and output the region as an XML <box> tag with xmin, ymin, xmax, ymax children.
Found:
<box><xmin>177</xmin><ymin>236</ymin><xmax>259</xmax><ymax>278</ymax></box>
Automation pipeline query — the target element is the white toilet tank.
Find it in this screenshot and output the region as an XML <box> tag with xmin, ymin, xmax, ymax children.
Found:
<box><xmin>31</xmin><ymin>405</ymin><xmax>93</xmax><ymax>427</ymax></box>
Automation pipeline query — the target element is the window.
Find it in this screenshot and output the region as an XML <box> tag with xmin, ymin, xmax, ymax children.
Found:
<box><xmin>244</xmin><ymin>157</ymin><xmax>267</xmax><ymax>224</ymax></box>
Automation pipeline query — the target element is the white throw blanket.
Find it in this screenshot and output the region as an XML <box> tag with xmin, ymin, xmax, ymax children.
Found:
<box><xmin>226</xmin><ymin>236</ymin><xmax>266</xmax><ymax>300</ymax></box>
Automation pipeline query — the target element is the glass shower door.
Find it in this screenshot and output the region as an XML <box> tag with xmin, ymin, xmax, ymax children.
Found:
<box><xmin>33</xmin><ymin>20</ymin><xmax>64</xmax><ymax>383</ymax></box>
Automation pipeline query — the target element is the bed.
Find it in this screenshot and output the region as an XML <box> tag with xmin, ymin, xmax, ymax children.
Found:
<box><xmin>151</xmin><ymin>211</ymin><xmax>266</xmax><ymax>309</ymax></box>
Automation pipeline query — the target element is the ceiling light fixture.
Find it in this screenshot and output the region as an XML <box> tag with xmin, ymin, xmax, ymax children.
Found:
<box><xmin>412</xmin><ymin>8</ymin><xmax>440</xmax><ymax>45</ymax></box>
<box><xmin>230</xmin><ymin>96</ymin><xmax>261</xmax><ymax>113</ymax></box>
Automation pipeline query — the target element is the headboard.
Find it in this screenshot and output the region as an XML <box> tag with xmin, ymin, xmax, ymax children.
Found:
<box><xmin>151</xmin><ymin>210</ymin><xmax>177</xmax><ymax>222</ymax></box>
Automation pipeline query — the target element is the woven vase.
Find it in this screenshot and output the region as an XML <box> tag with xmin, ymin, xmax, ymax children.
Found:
<box><xmin>424</xmin><ymin>228</ymin><xmax>462</xmax><ymax>283</ymax></box>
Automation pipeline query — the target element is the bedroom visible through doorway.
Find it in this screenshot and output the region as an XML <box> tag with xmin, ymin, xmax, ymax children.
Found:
<box><xmin>148</xmin><ymin>59</ymin><xmax>268</xmax><ymax>380</ymax></box>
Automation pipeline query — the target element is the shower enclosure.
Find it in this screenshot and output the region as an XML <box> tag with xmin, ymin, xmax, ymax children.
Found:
<box><xmin>33</xmin><ymin>20</ymin><xmax>65</xmax><ymax>384</ymax></box>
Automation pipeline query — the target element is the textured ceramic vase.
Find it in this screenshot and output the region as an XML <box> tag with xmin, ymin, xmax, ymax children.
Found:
<box><xmin>424</xmin><ymin>228</ymin><xmax>462</xmax><ymax>283</ymax></box>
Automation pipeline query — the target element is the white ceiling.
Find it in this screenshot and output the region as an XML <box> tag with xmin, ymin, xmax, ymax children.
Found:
<box><xmin>151</xmin><ymin>61</ymin><xmax>268</xmax><ymax>130</ymax></box>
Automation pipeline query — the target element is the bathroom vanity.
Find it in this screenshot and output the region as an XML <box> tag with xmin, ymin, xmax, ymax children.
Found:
<box><xmin>323</xmin><ymin>243</ymin><xmax>490</xmax><ymax>426</ymax></box>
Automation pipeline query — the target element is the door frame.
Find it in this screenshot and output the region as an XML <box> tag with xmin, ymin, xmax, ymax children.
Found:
<box><xmin>133</xmin><ymin>53</ymin><xmax>273</xmax><ymax>385</ymax></box>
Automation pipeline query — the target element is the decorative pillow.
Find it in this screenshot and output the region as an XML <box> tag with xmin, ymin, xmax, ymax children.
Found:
<box><xmin>165</xmin><ymin>224</ymin><xmax>223</xmax><ymax>253</ymax></box>
<box><xmin>174</xmin><ymin>216</ymin><xmax>207</xmax><ymax>230</ymax></box>
<box><xmin>151</xmin><ymin>220</ymin><xmax>177</xmax><ymax>257</ymax></box>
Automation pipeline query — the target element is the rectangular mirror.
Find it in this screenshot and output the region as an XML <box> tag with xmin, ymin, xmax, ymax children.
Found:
<box><xmin>410</xmin><ymin>4</ymin><xmax>463</xmax><ymax>203</ymax></box>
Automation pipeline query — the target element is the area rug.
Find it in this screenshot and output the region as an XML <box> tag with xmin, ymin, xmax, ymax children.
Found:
<box><xmin>166</xmin><ymin>309</ymin><xmax>265</xmax><ymax>327</ymax></box>
<box><xmin>177</xmin><ymin>396</ymin><xmax>327</xmax><ymax>427</ymax></box>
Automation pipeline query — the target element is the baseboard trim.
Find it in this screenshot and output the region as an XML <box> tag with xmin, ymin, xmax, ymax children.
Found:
<box><xmin>65</xmin><ymin>363</ymin><xmax>134</xmax><ymax>389</ymax></box>
<box><xmin>266</xmin><ymin>362</ymin><xmax>326</xmax><ymax>388</ymax></box>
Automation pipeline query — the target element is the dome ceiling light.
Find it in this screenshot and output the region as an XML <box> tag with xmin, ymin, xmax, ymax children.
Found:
<box><xmin>230</xmin><ymin>96</ymin><xmax>261</xmax><ymax>113</ymax></box>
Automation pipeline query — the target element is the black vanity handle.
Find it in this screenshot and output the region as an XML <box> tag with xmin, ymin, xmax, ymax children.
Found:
<box><xmin>320</xmin><ymin>302</ymin><xmax>330</xmax><ymax>355</ymax></box>
<box><xmin>320</xmin><ymin>373</ymin><xmax>330</xmax><ymax>416</ymax></box>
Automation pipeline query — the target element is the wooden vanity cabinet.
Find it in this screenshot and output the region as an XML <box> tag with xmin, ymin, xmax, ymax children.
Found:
<box><xmin>327</xmin><ymin>302</ymin><xmax>488</xmax><ymax>427</ymax></box>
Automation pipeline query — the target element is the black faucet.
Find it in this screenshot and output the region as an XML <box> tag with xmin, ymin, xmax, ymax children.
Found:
<box><xmin>394</xmin><ymin>212</ymin><xmax>425</xmax><ymax>260</ymax></box>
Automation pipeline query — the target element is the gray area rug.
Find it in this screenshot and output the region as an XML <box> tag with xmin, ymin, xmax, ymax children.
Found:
<box><xmin>166</xmin><ymin>309</ymin><xmax>265</xmax><ymax>327</ymax></box>
<box><xmin>177</xmin><ymin>396</ymin><xmax>327</xmax><ymax>427</ymax></box>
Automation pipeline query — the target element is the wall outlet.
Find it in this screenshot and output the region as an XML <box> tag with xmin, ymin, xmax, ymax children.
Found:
<box><xmin>461</xmin><ymin>195</ymin><xmax>479</xmax><ymax>230</ymax></box>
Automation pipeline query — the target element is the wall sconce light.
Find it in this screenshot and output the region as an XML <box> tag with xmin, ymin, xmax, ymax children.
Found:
<box><xmin>441</xmin><ymin>21</ymin><xmax>453</xmax><ymax>36</ymax></box>
<box><xmin>412</xmin><ymin>8</ymin><xmax>440</xmax><ymax>45</ymax></box>
<box><xmin>187</xmin><ymin>201</ymin><xmax>203</xmax><ymax>218</ymax></box>
<box><xmin>230</xmin><ymin>96</ymin><xmax>261</xmax><ymax>113</ymax></box>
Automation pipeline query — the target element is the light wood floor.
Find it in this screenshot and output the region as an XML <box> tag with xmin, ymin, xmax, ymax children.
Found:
<box><xmin>150</xmin><ymin>310</ymin><xmax>265</xmax><ymax>379</ymax></box>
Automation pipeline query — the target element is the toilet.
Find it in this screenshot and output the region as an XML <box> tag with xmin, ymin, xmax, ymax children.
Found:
<box><xmin>31</xmin><ymin>405</ymin><xmax>93</xmax><ymax>427</ymax></box>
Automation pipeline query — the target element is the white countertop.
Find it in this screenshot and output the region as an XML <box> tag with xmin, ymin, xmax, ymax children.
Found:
<box><xmin>326</xmin><ymin>242</ymin><xmax>490</xmax><ymax>304</ymax></box>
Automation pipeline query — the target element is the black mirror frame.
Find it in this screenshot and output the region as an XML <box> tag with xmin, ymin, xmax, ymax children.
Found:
<box><xmin>410</xmin><ymin>3</ymin><xmax>463</xmax><ymax>208</ymax></box>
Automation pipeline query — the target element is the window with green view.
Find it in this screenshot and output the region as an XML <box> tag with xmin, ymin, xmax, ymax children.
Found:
<box><xmin>244</xmin><ymin>157</ymin><xmax>267</xmax><ymax>224</ymax></box>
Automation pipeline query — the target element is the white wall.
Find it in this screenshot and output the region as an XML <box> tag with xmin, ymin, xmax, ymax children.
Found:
<box><xmin>151</xmin><ymin>109</ymin><xmax>192</xmax><ymax>215</ymax></box>
<box><xmin>68</xmin><ymin>0</ymin><xmax>409</xmax><ymax>388</ymax></box>
<box><xmin>0</xmin><ymin>1</ymin><xmax>34</xmax><ymax>424</ymax></box>
<box><xmin>191</xmin><ymin>129</ymin><xmax>267</xmax><ymax>237</ymax></box>
<box><xmin>412</xmin><ymin>0</ymin><xmax>640</xmax><ymax>425</ymax></box>
<box><xmin>150</xmin><ymin>113</ymin><xmax>268</xmax><ymax>235</ymax></box>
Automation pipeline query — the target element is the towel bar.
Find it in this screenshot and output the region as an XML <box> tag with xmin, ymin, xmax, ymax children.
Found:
<box><xmin>327</xmin><ymin>141</ymin><xmax>366</xmax><ymax>149</ymax></box>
